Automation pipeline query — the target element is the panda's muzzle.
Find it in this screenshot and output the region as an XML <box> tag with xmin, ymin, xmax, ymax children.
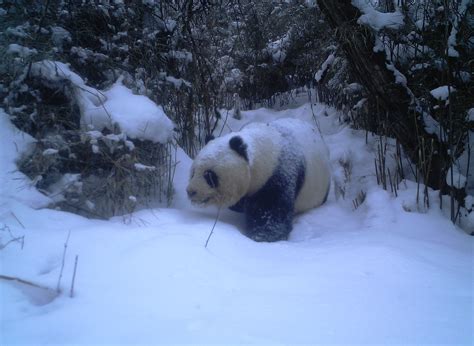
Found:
<box><xmin>187</xmin><ymin>189</ymin><xmax>197</xmax><ymax>198</ymax></box>
<box><xmin>186</xmin><ymin>188</ymin><xmax>212</xmax><ymax>205</ymax></box>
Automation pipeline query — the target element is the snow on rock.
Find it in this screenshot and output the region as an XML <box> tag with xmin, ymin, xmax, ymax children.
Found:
<box><xmin>430</xmin><ymin>85</ymin><xmax>456</xmax><ymax>101</ymax></box>
<box><xmin>352</xmin><ymin>0</ymin><xmax>404</xmax><ymax>31</ymax></box>
<box><xmin>30</xmin><ymin>60</ymin><xmax>174</xmax><ymax>143</ymax></box>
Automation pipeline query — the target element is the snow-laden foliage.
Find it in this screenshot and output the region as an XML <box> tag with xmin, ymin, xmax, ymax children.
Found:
<box><xmin>4</xmin><ymin>59</ymin><xmax>175</xmax><ymax>218</ymax></box>
<box><xmin>29</xmin><ymin>60</ymin><xmax>174</xmax><ymax>143</ymax></box>
<box><xmin>352</xmin><ymin>0</ymin><xmax>404</xmax><ymax>31</ymax></box>
<box><xmin>317</xmin><ymin>0</ymin><xmax>473</xmax><ymax>229</ymax></box>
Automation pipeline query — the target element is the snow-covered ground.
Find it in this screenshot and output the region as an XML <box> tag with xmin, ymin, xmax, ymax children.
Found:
<box><xmin>1</xmin><ymin>104</ymin><xmax>473</xmax><ymax>345</ymax></box>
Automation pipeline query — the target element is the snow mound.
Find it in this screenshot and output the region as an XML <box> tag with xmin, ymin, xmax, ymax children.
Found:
<box><xmin>101</xmin><ymin>80</ymin><xmax>174</xmax><ymax>143</ymax></box>
<box><xmin>30</xmin><ymin>60</ymin><xmax>174</xmax><ymax>143</ymax></box>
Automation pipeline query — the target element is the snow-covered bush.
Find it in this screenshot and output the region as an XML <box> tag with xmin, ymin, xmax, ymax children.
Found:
<box><xmin>317</xmin><ymin>0</ymin><xmax>473</xmax><ymax>232</ymax></box>
<box><xmin>0</xmin><ymin>2</ymin><xmax>181</xmax><ymax>218</ymax></box>
<box><xmin>5</xmin><ymin>59</ymin><xmax>175</xmax><ymax>218</ymax></box>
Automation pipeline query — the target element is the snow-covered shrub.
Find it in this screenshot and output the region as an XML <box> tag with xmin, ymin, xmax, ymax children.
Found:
<box><xmin>6</xmin><ymin>61</ymin><xmax>175</xmax><ymax>219</ymax></box>
<box><xmin>234</xmin><ymin>2</ymin><xmax>337</xmax><ymax>106</ymax></box>
<box><xmin>0</xmin><ymin>2</ymin><xmax>181</xmax><ymax>218</ymax></box>
<box><xmin>317</xmin><ymin>0</ymin><xmax>473</xmax><ymax>232</ymax></box>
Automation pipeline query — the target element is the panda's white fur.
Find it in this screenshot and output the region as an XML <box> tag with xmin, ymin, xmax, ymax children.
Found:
<box><xmin>187</xmin><ymin>118</ymin><xmax>330</xmax><ymax>241</ymax></box>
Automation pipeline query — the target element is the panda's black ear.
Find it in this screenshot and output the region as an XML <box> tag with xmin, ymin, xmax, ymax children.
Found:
<box><xmin>229</xmin><ymin>136</ymin><xmax>248</xmax><ymax>161</ymax></box>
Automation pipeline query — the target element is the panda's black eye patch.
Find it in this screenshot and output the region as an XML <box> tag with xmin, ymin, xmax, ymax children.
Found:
<box><xmin>204</xmin><ymin>170</ymin><xmax>219</xmax><ymax>188</ymax></box>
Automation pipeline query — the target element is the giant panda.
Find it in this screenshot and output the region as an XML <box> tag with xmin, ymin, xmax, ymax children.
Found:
<box><xmin>186</xmin><ymin>118</ymin><xmax>331</xmax><ymax>242</ymax></box>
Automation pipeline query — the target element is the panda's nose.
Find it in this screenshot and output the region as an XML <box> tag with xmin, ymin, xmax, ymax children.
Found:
<box><xmin>187</xmin><ymin>189</ymin><xmax>197</xmax><ymax>198</ymax></box>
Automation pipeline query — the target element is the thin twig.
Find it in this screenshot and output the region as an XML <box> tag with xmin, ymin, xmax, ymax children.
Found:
<box><xmin>0</xmin><ymin>274</ymin><xmax>52</xmax><ymax>291</ymax></box>
<box><xmin>70</xmin><ymin>255</ymin><xmax>79</xmax><ymax>298</ymax></box>
<box><xmin>205</xmin><ymin>207</ymin><xmax>221</xmax><ymax>248</ymax></box>
<box><xmin>388</xmin><ymin>167</ymin><xmax>393</xmax><ymax>194</ymax></box>
<box><xmin>0</xmin><ymin>236</ymin><xmax>25</xmax><ymax>250</ymax></box>
<box><xmin>11</xmin><ymin>212</ymin><xmax>25</xmax><ymax>229</ymax></box>
<box><xmin>0</xmin><ymin>224</ymin><xmax>24</xmax><ymax>250</ymax></box>
<box><xmin>374</xmin><ymin>158</ymin><xmax>380</xmax><ymax>185</ymax></box>
<box><xmin>56</xmin><ymin>230</ymin><xmax>71</xmax><ymax>293</ymax></box>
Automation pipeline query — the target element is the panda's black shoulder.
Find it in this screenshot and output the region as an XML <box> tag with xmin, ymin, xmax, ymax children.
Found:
<box><xmin>259</xmin><ymin>151</ymin><xmax>305</xmax><ymax>200</ymax></box>
<box><xmin>229</xmin><ymin>196</ymin><xmax>247</xmax><ymax>213</ymax></box>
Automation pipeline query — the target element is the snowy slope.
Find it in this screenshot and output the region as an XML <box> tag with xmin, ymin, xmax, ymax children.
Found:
<box><xmin>1</xmin><ymin>104</ymin><xmax>473</xmax><ymax>345</ymax></box>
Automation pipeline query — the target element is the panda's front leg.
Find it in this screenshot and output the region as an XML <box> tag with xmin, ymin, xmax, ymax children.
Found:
<box><xmin>244</xmin><ymin>191</ymin><xmax>294</xmax><ymax>242</ymax></box>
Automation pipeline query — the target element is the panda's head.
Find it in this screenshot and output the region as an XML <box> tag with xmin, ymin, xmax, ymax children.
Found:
<box><xmin>187</xmin><ymin>135</ymin><xmax>250</xmax><ymax>208</ymax></box>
